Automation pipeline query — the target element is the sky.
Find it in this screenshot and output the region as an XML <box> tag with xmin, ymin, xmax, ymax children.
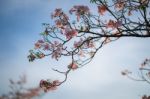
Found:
<box><xmin>0</xmin><ymin>0</ymin><xmax>150</xmax><ymax>99</ymax></box>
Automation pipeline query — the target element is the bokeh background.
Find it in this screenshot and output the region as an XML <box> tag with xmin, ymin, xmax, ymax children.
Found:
<box><xmin>0</xmin><ymin>0</ymin><xmax>150</xmax><ymax>99</ymax></box>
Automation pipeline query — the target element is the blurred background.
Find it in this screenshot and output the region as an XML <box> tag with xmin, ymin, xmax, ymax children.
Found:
<box><xmin>0</xmin><ymin>0</ymin><xmax>150</xmax><ymax>99</ymax></box>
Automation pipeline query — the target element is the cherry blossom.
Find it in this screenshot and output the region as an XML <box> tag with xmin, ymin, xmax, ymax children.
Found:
<box><xmin>40</xmin><ymin>80</ymin><xmax>60</xmax><ymax>92</ymax></box>
<box><xmin>98</xmin><ymin>5</ymin><xmax>107</xmax><ymax>15</ymax></box>
<box><xmin>69</xmin><ymin>5</ymin><xmax>90</xmax><ymax>21</ymax></box>
<box><xmin>34</xmin><ymin>40</ymin><xmax>44</xmax><ymax>49</ymax></box>
<box><xmin>115</xmin><ymin>1</ymin><xmax>125</xmax><ymax>10</ymax></box>
<box><xmin>106</xmin><ymin>20</ymin><xmax>122</xmax><ymax>28</ymax></box>
<box><xmin>74</xmin><ymin>38</ymin><xmax>83</xmax><ymax>48</ymax></box>
<box><xmin>63</xmin><ymin>28</ymin><xmax>78</xmax><ymax>40</ymax></box>
<box><xmin>28</xmin><ymin>0</ymin><xmax>150</xmax><ymax>96</ymax></box>
<box><xmin>50</xmin><ymin>41</ymin><xmax>64</xmax><ymax>60</ymax></box>
<box><xmin>68</xmin><ymin>63</ymin><xmax>78</xmax><ymax>70</ymax></box>
<box><xmin>51</xmin><ymin>8</ymin><xmax>63</xmax><ymax>18</ymax></box>
<box><xmin>55</xmin><ymin>19</ymin><xmax>63</xmax><ymax>28</ymax></box>
<box><xmin>52</xmin><ymin>8</ymin><xmax>69</xmax><ymax>26</ymax></box>
<box><xmin>0</xmin><ymin>75</ymin><xmax>42</xmax><ymax>99</ymax></box>
<box><xmin>43</xmin><ymin>43</ymin><xmax>50</xmax><ymax>50</ymax></box>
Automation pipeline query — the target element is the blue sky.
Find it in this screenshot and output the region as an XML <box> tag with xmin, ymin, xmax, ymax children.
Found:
<box><xmin>0</xmin><ymin>0</ymin><xmax>150</xmax><ymax>99</ymax></box>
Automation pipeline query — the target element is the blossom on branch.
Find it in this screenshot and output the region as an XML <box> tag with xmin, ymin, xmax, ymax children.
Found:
<box><xmin>63</xmin><ymin>28</ymin><xmax>78</xmax><ymax>40</ymax></box>
<box><xmin>28</xmin><ymin>0</ymin><xmax>150</xmax><ymax>93</ymax></box>
<box><xmin>98</xmin><ymin>5</ymin><xmax>107</xmax><ymax>15</ymax></box>
<box><xmin>106</xmin><ymin>20</ymin><xmax>122</xmax><ymax>29</ymax></box>
<box><xmin>68</xmin><ymin>63</ymin><xmax>78</xmax><ymax>70</ymax></box>
<box><xmin>51</xmin><ymin>41</ymin><xmax>64</xmax><ymax>60</ymax></box>
<box><xmin>115</xmin><ymin>1</ymin><xmax>125</xmax><ymax>10</ymax></box>
<box><xmin>51</xmin><ymin>8</ymin><xmax>63</xmax><ymax>18</ymax></box>
<box><xmin>40</xmin><ymin>80</ymin><xmax>60</xmax><ymax>92</ymax></box>
<box><xmin>69</xmin><ymin>5</ymin><xmax>90</xmax><ymax>21</ymax></box>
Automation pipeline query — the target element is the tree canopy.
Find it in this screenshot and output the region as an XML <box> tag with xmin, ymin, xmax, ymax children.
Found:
<box><xmin>28</xmin><ymin>0</ymin><xmax>150</xmax><ymax>93</ymax></box>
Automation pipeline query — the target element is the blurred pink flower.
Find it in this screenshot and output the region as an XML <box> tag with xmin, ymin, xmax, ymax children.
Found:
<box><xmin>74</xmin><ymin>38</ymin><xmax>83</xmax><ymax>48</ymax></box>
<box><xmin>106</xmin><ymin>20</ymin><xmax>122</xmax><ymax>28</ymax></box>
<box><xmin>98</xmin><ymin>5</ymin><xmax>107</xmax><ymax>15</ymax></box>
<box><xmin>51</xmin><ymin>8</ymin><xmax>63</xmax><ymax>18</ymax></box>
<box><xmin>69</xmin><ymin>5</ymin><xmax>90</xmax><ymax>21</ymax></box>
<box><xmin>40</xmin><ymin>80</ymin><xmax>60</xmax><ymax>92</ymax></box>
<box><xmin>68</xmin><ymin>63</ymin><xmax>78</xmax><ymax>70</ymax></box>
<box><xmin>63</xmin><ymin>28</ymin><xmax>78</xmax><ymax>40</ymax></box>
<box><xmin>50</xmin><ymin>41</ymin><xmax>64</xmax><ymax>60</ymax></box>
<box><xmin>115</xmin><ymin>1</ymin><xmax>125</xmax><ymax>10</ymax></box>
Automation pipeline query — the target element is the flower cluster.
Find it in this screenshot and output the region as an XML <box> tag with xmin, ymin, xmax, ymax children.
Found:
<box><xmin>51</xmin><ymin>41</ymin><xmax>64</xmax><ymax>60</ymax></box>
<box><xmin>21</xmin><ymin>87</ymin><xmax>41</xmax><ymax>99</ymax></box>
<box><xmin>62</xmin><ymin>28</ymin><xmax>78</xmax><ymax>40</ymax></box>
<box><xmin>51</xmin><ymin>8</ymin><xmax>69</xmax><ymax>29</ymax></box>
<box><xmin>55</xmin><ymin>19</ymin><xmax>64</xmax><ymax>28</ymax></box>
<box><xmin>51</xmin><ymin>8</ymin><xmax>63</xmax><ymax>18</ymax></box>
<box><xmin>74</xmin><ymin>38</ymin><xmax>84</xmax><ymax>48</ymax></box>
<box><xmin>106</xmin><ymin>20</ymin><xmax>122</xmax><ymax>28</ymax></box>
<box><xmin>69</xmin><ymin>5</ymin><xmax>90</xmax><ymax>21</ymax></box>
<box><xmin>68</xmin><ymin>63</ymin><xmax>78</xmax><ymax>70</ymax></box>
<box><xmin>0</xmin><ymin>75</ymin><xmax>42</xmax><ymax>99</ymax></box>
<box><xmin>74</xmin><ymin>38</ymin><xmax>95</xmax><ymax>49</ymax></box>
<box><xmin>40</xmin><ymin>80</ymin><xmax>60</xmax><ymax>92</ymax></box>
<box><xmin>115</xmin><ymin>1</ymin><xmax>125</xmax><ymax>10</ymax></box>
<box><xmin>98</xmin><ymin>5</ymin><xmax>107</xmax><ymax>15</ymax></box>
<box><xmin>34</xmin><ymin>40</ymin><xmax>50</xmax><ymax>50</ymax></box>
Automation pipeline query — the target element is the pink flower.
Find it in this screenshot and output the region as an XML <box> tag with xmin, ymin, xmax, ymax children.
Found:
<box><xmin>74</xmin><ymin>38</ymin><xmax>83</xmax><ymax>48</ymax></box>
<box><xmin>106</xmin><ymin>20</ymin><xmax>115</xmax><ymax>28</ymax></box>
<box><xmin>34</xmin><ymin>42</ymin><xmax>41</xmax><ymax>49</ymax></box>
<box><xmin>68</xmin><ymin>63</ymin><xmax>78</xmax><ymax>70</ymax></box>
<box><xmin>70</xmin><ymin>5</ymin><xmax>90</xmax><ymax>15</ymax></box>
<box><xmin>51</xmin><ymin>8</ymin><xmax>69</xmax><ymax>22</ymax></box>
<box><xmin>55</xmin><ymin>20</ymin><xmax>63</xmax><ymax>28</ymax></box>
<box><xmin>34</xmin><ymin>40</ymin><xmax>44</xmax><ymax>49</ymax></box>
<box><xmin>98</xmin><ymin>5</ymin><xmax>107</xmax><ymax>15</ymax></box>
<box><xmin>69</xmin><ymin>5</ymin><xmax>90</xmax><ymax>21</ymax></box>
<box><xmin>22</xmin><ymin>87</ymin><xmax>41</xmax><ymax>98</ymax></box>
<box><xmin>63</xmin><ymin>28</ymin><xmax>78</xmax><ymax>40</ymax></box>
<box><xmin>115</xmin><ymin>21</ymin><xmax>122</xmax><ymax>28</ymax></box>
<box><xmin>55</xmin><ymin>19</ymin><xmax>68</xmax><ymax>29</ymax></box>
<box><xmin>40</xmin><ymin>80</ymin><xmax>60</xmax><ymax>92</ymax></box>
<box><xmin>115</xmin><ymin>1</ymin><xmax>125</xmax><ymax>10</ymax></box>
<box><xmin>50</xmin><ymin>41</ymin><xmax>64</xmax><ymax>60</ymax></box>
<box><xmin>43</xmin><ymin>43</ymin><xmax>50</xmax><ymax>50</ymax></box>
<box><xmin>51</xmin><ymin>8</ymin><xmax>63</xmax><ymax>18</ymax></box>
<box><xmin>38</xmin><ymin>40</ymin><xmax>44</xmax><ymax>43</ymax></box>
<box><xmin>78</xmin><ymin>50</ymin><xmax>85</xmax><ymax>57</ymax></box>
<box><xmin>106</xmin><ymin>20</ymin><xmax>122</xmax><ymax>28</ymax></box>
